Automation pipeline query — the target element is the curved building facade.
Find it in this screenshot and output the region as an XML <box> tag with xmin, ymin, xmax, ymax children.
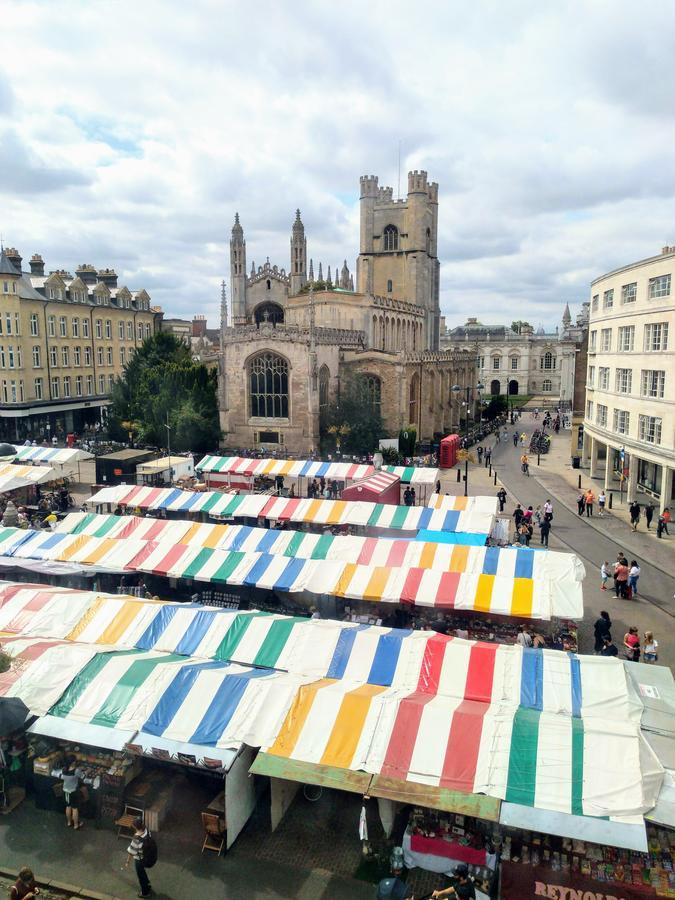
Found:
<box><xmin>582</xmin><ymin>246</ymin><xmax>675</xmax><ymax>512</ymax></box>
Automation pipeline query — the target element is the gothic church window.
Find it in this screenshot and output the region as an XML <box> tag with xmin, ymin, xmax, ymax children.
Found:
<box><xmin>249</xmin><ymin>352</ymin><xmax>289</xmax><ymax>418</ymax></box>
<box><xmin>319</xmin><ymin>365</ymin><xmax>330</xmax><ymax>411</ymax></box>
<box><xmin>254</xmin><ymin>302</ymin><xmax>284</xmax><ymax>325</ymax></box>
<box><xmin>364</xmin><ymin>375</ymin><xmax>381</xmax><ymax>411</ymax></box>
<box><xmin>409</xmin><ymin>373</ymin><xmax>419</xmax><ymax>425</ymax></box>
<box><xmin>383</xmin><ymin>225</ymin><xmax>399</xmax><ymax>252</ymax></box>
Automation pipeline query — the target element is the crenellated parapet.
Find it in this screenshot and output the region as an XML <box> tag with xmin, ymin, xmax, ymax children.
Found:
<box><xmin>222</xmin><ymin>323</ymin><xmax>365</xmax><ymax>348</ymax></box>
<box><xmin>372</xmin><ymin>294</ymin><xmax>426</xmax><ymax>317</ymax></box>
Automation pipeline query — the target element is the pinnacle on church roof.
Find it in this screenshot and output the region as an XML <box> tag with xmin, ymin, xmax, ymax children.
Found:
<box><xmin>562</xmin><ymin>302</ymin><xmax>572</xmax><ymax>325</ymax></box>
<box><xmin>0</xmin><ymin>248</ymin><xmax>20</xmax><ymax>276</ymax></box>
<box><xmin>232</xmin><ymin>212</ymin><xmax>243</xmax><ymax>237</ymax></box>
<box><xmin>292</xmin><ymin>208</ymin><xmax>305</xmax><ymax>235</ymax></box>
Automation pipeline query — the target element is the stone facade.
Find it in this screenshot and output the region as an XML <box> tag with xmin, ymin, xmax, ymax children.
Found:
<box><xmin>0</xmin><ymin>248</ymin><xmax>161</xmax><ymax>441</ymax></box>
<box><xmin>219</xmin><ymin>171</ymin><xmax>475</xmax><ymax>454</ymax></box>
<box><xmin>442</xmin><ymin>308</ymin><xmax>585</xmax><ymax>406</ymax></box>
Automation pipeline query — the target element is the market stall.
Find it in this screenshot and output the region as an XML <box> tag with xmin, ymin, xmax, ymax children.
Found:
<box><xmin>12</xmin><ymin>446</ymin><xmax>93</xmax><ymax>481</ymax></box>
<box><xmin>341</xmin><ymin>471</ymin><xmax>401</xmax><ymax>506</ymax></box>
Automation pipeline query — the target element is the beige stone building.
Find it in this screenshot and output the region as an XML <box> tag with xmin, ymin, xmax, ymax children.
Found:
<box><xmin>220</xmin><ymin>171</ymin><xmax>477</xmax><ymax>454</ymax></box>
<box><xmin>0</xmin><ymin>247</ymin><xmax>162</xmax><ymax>442</ymax></box>
<box><xmin>582</xmin><ymin>246</ymin><xmax>675</xmax><ymax>512</ymax></box>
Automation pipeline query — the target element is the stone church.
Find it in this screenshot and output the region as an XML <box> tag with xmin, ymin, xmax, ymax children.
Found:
<box><xmin>219</xmin><ymin>171</ymin><xmax>478</xmax><ymax>454</ymax></box>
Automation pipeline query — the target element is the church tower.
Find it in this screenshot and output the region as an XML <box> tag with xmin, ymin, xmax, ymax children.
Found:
<box><xmin>289</xmin><ymin>209</ymin><xmax>307</xmax><ymax>295</ymax></box>
<box><xmin>357</xmin><ymin>171</ymin><xmax>440</xmax><ymax>349</ymax></box>
<box><xmin>230</xmin><ymin>213</ymin><xmax>246</xmax><ymax>325</ymax></box>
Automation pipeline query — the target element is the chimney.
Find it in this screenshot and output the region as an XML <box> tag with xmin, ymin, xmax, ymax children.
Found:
<box><xmin>30</xmin><ymin>254</ymin><xmax>44</xmax><ymax>276</ymax></box>
<box><xmin>192</xmin><ymin>315</ymin><xmax>207</xmax><ymax>337</ymax></box>
<box><xmin>76</xmin><ymin>264</ymin><xmax>98</xmax><ymax>285</ymax></box>
<box><xmin>4</xmin><ymin>248</ymin><xmax>22</xmax><ymax>273</ymax></box>
<box><xmin>97</xmin><ymin>268</ymin><xmax>118</xmax><ymax>288</ymax></box>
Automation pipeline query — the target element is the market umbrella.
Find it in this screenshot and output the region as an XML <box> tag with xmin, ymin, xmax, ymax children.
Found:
<box><xmin>0</xmin><ymin>698</ymin><xmax>29</xmax><ymax>736</ymax></box>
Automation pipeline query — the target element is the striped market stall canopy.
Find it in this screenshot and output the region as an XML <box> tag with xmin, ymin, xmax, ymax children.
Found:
<box><xmin>0</xmin><ymin>463</ymin><xmax>56</xmax><ymax>493</ymax></box>
<box><xmin>85</xmin><ymin>485</ymin><xmax>494</xmax><ymax>535</ymax></box>
<box><xmin>0</xmin><ymin>526</ymin><xmax>583</xmax><ymax>618</ymax></box>
<box><xmin>54</xmin><ymin>512</ymin><xmax>579</xmax><ymax>582</ymax></box>
<box><xmin>196</xmin><ymin>455</ymin><xmax>439</xmax><ymax>486</ymax></box>
<box><xmin>427</xmin><ymin>494</ymin><xmax>499</xmax><ymax>513</ymax></box>
<box><xmin>12</xmin><ymin>446</ymin><xmax>93</xmax><ymax>465</ymax></box>
<box><xmin>0</xmin><ymin>583</ymin><xmax>658</xmax><ymax>821</ymax></box>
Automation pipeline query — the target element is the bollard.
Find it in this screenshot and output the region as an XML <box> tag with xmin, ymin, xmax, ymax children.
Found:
<box><xmin>537</xmin><ymin>452</ymin><xmax>541</xmax><ymax>466</ymax></box>
<box><xmin>577</xmin><ymin>474</ymin><xmax>582</xmax><ymax>490</ymax></box>
<box><xmin>456</xmin><ymin>468</ymin><xmax>461</xmax><ymax>483</ymax></box>
<box><xmin>493</xmin><ymin>471</ymin><xmax>497</xmax><ymax>485</ymax></box>
<box><xmin>608</xmin><ymin>492</ymin><xmax>613</xmax><ymax>510</ymax></box>
<box><xmin>489</xmin><ymin>463</ymin><xmax>492</xmax><ymax>477</ymax></box>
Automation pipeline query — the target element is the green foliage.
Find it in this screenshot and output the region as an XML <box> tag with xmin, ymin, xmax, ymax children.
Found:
<box><xmin>381</xmin><ymin>446</ymin><xmax>402</xmax><ymax>465</ymax></box>
<box><xmin>322</xmin><ymin>374</ymin><xmax>385</xmax><ymax>454</ymax></box>
<box><xmin>109</xmin><ymin>332</ymin><xmax>221</xmax><ymax>454</ymax></box>
<box><xmin>485</xmin><ymin>395</ymin><xmax>508</xmax><ymax>420</ymax></box>
<box><xmin>398</xmin><ymin>427</ymin><xmax>417</xmax><ymax>456</ymax></box>
<box><xmin>511</xmin><ymin>320</ymin><xmax>532</xmax><ymax>334</ymax></box>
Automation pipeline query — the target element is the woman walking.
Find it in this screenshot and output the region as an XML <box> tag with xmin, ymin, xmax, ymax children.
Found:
<box><xmin>628</xmin><ymin>560</ymin><xmax>641</xmax><ymax>597</ymax></box>
<box><xmin>623</xmin><ymin>626</ymin><xmax>640</xmax><ymax>662</ymax></box>
<box><xmin>643</xmin><ymin>631</ymin><xmax>659</xmax><ymax>664</ymax></box>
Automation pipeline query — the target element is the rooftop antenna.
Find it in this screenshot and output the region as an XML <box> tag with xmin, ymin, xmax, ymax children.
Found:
<box><xmin>397</xmin><ymin>140</ymin><xmax>401</xmax><ymax>200</ymax></box>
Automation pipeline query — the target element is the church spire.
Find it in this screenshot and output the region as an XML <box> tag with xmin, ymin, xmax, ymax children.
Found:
<box><xmin>220</xmin><ymin>279</ymin><xmax>228</xmax><ymax>329</ymax></box>
<box><xmin>290</xmin><ymin>208</ymin><xmax>307</xmax><ymax>295</ymax></box>
<box><xmin>562</xmin><ymin>302</ymin><xmax>572</xmax><ymax>327</ymax></box>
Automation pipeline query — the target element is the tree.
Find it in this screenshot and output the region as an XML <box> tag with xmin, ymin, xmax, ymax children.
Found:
<box><xmin>511</xmin><ymin>320</ymin><xmax>532</xmax><ymax>334</ymax></box>
<box><xmin>109</xmin><ymin>332</ymin><xmax>221</xmax><ymax>454</ymax></box>
<box><xmin>484</xmin><ymin>395</ymin><xmax>507</xmax><ymax>420</ymax></box>
<box><xmin>321</xmin><ymin>374</ymin><xmax>385</xmax><ymax>454</ymax></box>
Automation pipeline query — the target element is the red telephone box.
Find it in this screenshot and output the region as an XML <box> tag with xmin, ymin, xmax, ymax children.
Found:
<box><xmin>439</xmin><ymin>434</ymin><xmax>460</xmax><ymax>469</ymax></box>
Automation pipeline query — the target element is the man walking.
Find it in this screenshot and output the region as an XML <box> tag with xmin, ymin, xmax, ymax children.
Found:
<box><xmin>539</xmin><ymin>517</ymin><xmax>551</xmax><ymax>547</ymax></box>
<box><xmin>645</xmin><ymin>502</ymin><xmax>654</xmax><ymax>530</ymax></box>
<box><xmin>124</xmin><ymin>817</ymin><xmax>157</xmax><ymax>898</ymax></box>
<box><xmin>512</xmin><ymin>504</ymin><xmax>524</xmax><ymax>537</ymax></box>
<box><xmin>629</xmin><ymin>500</ymin><xmax>640</xmax><ymax>532</ymax></box>
<box><xmin>497</xmin><ymin>487</ymin><xmax>507</xmax><ymax>513</ymax></box>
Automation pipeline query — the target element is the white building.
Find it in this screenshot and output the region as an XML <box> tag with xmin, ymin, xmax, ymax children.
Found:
<box><xmin>582</xmin><ymin>246</ymin><xmax>675</xmax><ymax>513</ymax></box>
<box><xmin>441</xmin><ymin>306</ymin><xmax>583</xmax><ymax>405</ymax></box>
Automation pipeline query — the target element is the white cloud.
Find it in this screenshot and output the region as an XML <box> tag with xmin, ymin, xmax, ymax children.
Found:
<box><xmin>2</xmin><ymin>0</ymin><xmax>674</xmax><ymax>330</ymax></box>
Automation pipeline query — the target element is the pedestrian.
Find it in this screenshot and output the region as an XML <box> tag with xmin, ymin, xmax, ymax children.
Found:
<box><xmin>623</xmin><ymin>626</ymin><xmax>640</xmax><ymax>662</ymax></box>
<box><xmin>593</xmin><ymin>611</ymin><xmax>612</xmax><ymax>652</ymax></box>
<box><xmin>435</xmin><ymin>479</ymin><xmax>441</xmax><ymax>494</ymax></box>
<box><xmin>643</xmin><ymin>631</ymin><xmax>659</xmax><ymax>664</ymax></box>
<box><xmin>645</xmin><ymin>502</ymin><xmax>654</xmax><ymax>530</ymax></box>
<box><xmin>513</xmin><ymin>432</ymin><xmax>518</xmax><ymax>447</ymax></box>
<box><xmin>516</xmin><ymin>624</ymin><xmax>533</xmax><ymax>648</ymax></box>
<box><xmin>600</xmin><ymin>636</ymin><xmax>619</xmax><ymax>657</ymax></box>
<box><xmin>497</xmin><ymin>487</ymin><xmax>507</xmax><ymax>513</ymax></box>
<box><xmin>629</xmin><ymin>500</ymin><xmax>640</xmax><ymax>531</ymax></box>
<box><xmin>10</xmin><ymin>867</ymin><xmax>39</xmax><ymax>900</ymax></box>
<box><xmin>543</xmin><ymin>499</ymin><xmax>553</xmax><ymax>522</ymax></box>
<box><xmin>523</xmin><ymin>505</ymin><xmax>533</xmax><ymax>523</ymax></box>
<box><xmin>657</xmin><ymin>507</ymin><xmax>671</xmax><ymax>537</ymax></box>
<box><xmin>124</xmin><ymin>817</ymin><xmax>157</xmax><ymax>898</ymax></box>
<box><xmin>477</xmin><ymin>446</ymin><xmax>483</xmax><ymax>463</ymax></box>
<box><xmin>512</xmin><ymin>503</ymin><xmax>523</xmax><ymax>532</ymax></box>
<box><xmin>410</xmin><ymin>487</ymin><xmax>416</xmax><ymax>506</ymax></box>
<box><xmin>585</xmin><ymin>488</ymin><xmax>595</xmax><ymax>516</ymax></box>
<box><xmin>520</xmin><ymin>432</ymin><xmax>526</xmax><ymax>446</ymax></box>
<box><xmin>520</xmin><ymin>452</ymin><xmax>529</xmax><ymax>475</ymax></box>
<box><xmin>614</xmin><ymin>557</ymin><xmax>629</xmax><ymax>598</ymax></box>
<box><xmin>431</xmin><ymin>863</ymin><xmax>477</xmax><ymax>899</ymax></box>
<box><xmin>628</xmin><ymin>560</ymin><xmax>641</xmax><ymax>596</ymax></box>
<box><xmin>485</xmin><ymin>447</ymin><xmax>492</xmax><ymax>465</ymax></box>
<box><xmin>61</xmin><ymin>757</ymin><xmax>83</xmax><ymax>830</ymax></box>
<box><xmin>576</xmin><ymin>493</ymin><xmax>585</xmax><ymax>516</ymax></box>
<box><xmin>600</xmin><ymin>561</ymin><xmax>610</xmax><ymax>591</ymax></box>
<box><xmin>598</xmin><ymin>490</ymin><xmax>606</xmax><ymax>516</ymax></box>
<box><xmin>539</xmin><ymin>517</ymin><xmax>551</xmax><ymax>547</ymax></box>
<box><xmin>403</xmin><ymin>487</ymin><xmax>412</xmax><ymax>507</ymax></box>
<box><xmin>533</xmin><ymin>504</ymin><xmax>542</xmax><ymax>526</ymax></box>
<box><xmin>518</xmin><ymin>522</ymin><xmax>531</xmax><ymax>545</ymax></box>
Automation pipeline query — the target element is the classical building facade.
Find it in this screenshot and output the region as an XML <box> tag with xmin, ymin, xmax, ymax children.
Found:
<box><xmin>582</xmin><ymin>246</ymin><xmax>675</xmax><ymax>512</ymax></box>
<box><xmin>441</xmin><ymin>307</ymin><xmax>585</xmax><ymax>406</ymax></box>
<box><xmin>219</xmin><ymin>172</ymin><xmax>476</xmax><ymax>454</ymax></box>
<box><xmin>0</xmin><ymin>247</ymin><xmax>161</xmax><ymax>441</ymax></box>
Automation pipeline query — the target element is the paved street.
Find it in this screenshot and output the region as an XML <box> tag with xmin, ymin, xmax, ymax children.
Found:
<box><xmin>489</xmin><ymin>425</ymin><xmax>675</xmax><ymax>666</ymax></box>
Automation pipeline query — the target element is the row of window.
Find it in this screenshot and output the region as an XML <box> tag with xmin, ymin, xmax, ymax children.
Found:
<box><xmin>45</xmin><ymin>286</ymin><xmax>150</xmax><ymax>310</ymax></box>
<box><xmin>591</xmin><ymin>274</ymin><xmax>671</xmax><ymax>312</ymax></box>
<box><xmin>586</xmin><ymin>401</ymin><xmax>663</xmax><ymax>445</ymax></box>
<box><xmin>0</xmin><ymin>313</ymin><xmax>22</xmax><ymax>336</ymax></box>
<box><xmin>480</xmin><ymin>352</ymin><xmax>556</xmax><ymax>372</ymax></box>
<box><xmin>587</xmin><ymin>366</ymin><xmax>666</xmax><ymax>398</ymax></box>
<box><xmin>12</xmin><ymin>373</ymin><xmax>116</xmax><ymax>403</ymax></box>
<box><xmin>2</xmin><ymin>281</ymin><xmax>17</xmax><ymax>295</ymax></box>
<box><xmin>3</xmin><ymin>344</ymin><xmax>135</xmax><ymax>370</ymax></box>
<box><xmin>589</xmin><ymin>322</ymin><xmax>668</xmax><ymax>353</ymax></box>
<box><xmin>34</xmin><ymin>315</ymin><xmax>152</xmax><ymax>341</ymax></box>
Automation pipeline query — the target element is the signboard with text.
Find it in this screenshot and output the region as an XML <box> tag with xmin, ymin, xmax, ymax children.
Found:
<box><xmin>500</xmin><ymin>861</ymin><xmax>657</xmax><ymax>900</ymax></box>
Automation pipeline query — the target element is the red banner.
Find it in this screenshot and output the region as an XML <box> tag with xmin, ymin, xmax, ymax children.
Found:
<box><xmin>409</xmin><ymin>833</ymin><xmax>486</xmax><ymax>865</ymax></box>
<box><xmin>500</xmin><ymin>861</ymin><xmax>657</xmax><ymax>900</ymax></box>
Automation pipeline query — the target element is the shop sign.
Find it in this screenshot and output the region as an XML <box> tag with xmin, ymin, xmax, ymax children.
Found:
<box><xmin>500</xmin><ymin>862</ymin><xmax>656</xmax><ymax>900</ymax></box>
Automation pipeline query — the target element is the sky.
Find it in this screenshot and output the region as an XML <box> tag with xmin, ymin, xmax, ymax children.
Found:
<box><xmin>2</xmin><ymin>0</ymin><xmax>675</xmax><ymax>331</ymax></box>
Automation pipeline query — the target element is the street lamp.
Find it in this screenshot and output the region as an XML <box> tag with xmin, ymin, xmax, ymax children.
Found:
<box><xmin>451</xmin><ymin>380</ymin><xmax>484</xmax><ymax>496</ymax></box>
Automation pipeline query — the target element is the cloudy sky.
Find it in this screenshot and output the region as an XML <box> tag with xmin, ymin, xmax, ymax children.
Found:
<box><xmin>3</xmin><ymin>1</ymin><xmax>675</xmax><ymax>330</ymax></box>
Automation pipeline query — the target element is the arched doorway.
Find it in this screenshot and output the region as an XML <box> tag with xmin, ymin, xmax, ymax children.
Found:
<box><xmin>490</xmin><ymin>379</ymin><xmax>500</xmax><ymax>396</ymax></box>
<box><xmin>254</xmin><ymin>302</ymin><xmax>284</xmax><ymax>326</ymax></box>
<box><xmin>508</xmin><ymin>379</ymin><xmax>519</xmax><ymax>396</ymax></box>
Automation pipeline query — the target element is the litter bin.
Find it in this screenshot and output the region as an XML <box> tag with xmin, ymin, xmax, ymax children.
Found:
<box><xmin>572</xmin><ymin>456</ymin><xmax>581</xmax><ymax>469</ymax></box>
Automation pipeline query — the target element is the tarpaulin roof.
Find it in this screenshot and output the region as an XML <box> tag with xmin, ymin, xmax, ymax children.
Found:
<box><xmin>0</xmin><ymin>463</ymin><xmax>55</xmax><ymax>493</ymax></box>
<box><xmin>341</xmin><ymin>471</ymin><xmax>400</xmax><ymax>503</ymax></box>
<box><xmin>0</xmin><ymin>526</ymin><xmax>584</xmax><ymax>618</ymax></box>
<box><xmin>56</xmin><ymin>511</ymin><xmax>580</xmax><ymax>579</ymax></box>
<box><xmin>12</xmin><ymin>446</ymin><xmax>93</xmax><ymax>465</ymax></box>
<box><xmin>85</xmin><ymin>485</ymin><xmax>495</xmax><ymax>535</ymax></box>
<box><xmin>0</xmin><ymin>581</ymin><xmax>661</xmax><ymax>820</ymax></box>
<box><xmin>427</xmin><ymin>494</ymin><xmax>499</xmax><ymax>514</ymax></box>
<box><xmin>196</xmin><ymin>455</ymin><xmax>439</xmax><ymax>485</ymax></box>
